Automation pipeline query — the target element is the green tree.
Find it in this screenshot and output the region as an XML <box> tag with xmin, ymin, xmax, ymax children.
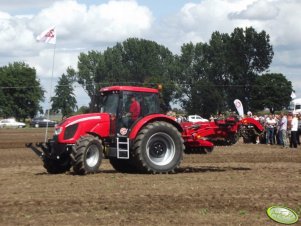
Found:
<box><xmin>51</xmin><ymin>71</ymin><xmax>77</xmax><ymax>118</ymax></box>
<box><xmin>176</xmin><ymin>27</ymin><xmax>274</xmax><ymax>116</ymax></box>
<box><xmin>74</xmin><ymin>38</ymin><xmax>177</xmax><ymax>111</ymax></box>
<box><xmin>225</xmin><ymin>27</ymin><xmax>274</xmax><ymax>110</ymax></box>
<box><xmin>175</xmin><ymin>42</ymin><xmax>224</xmax><ymax>116</ymax></box>
<box><xmin>76</xmin><ymin>50</ymin><xmax>104</xmax><ymax>111</ymax></box>
<box><xmin>250</xmin><ymin>73</ymin><xmax>293</xmax><ymax>112</ymax></box>
<box><xmin>0</xmin><ymin>62</ymin><xmax>44</xmax><ymax>120</ymax></box>
<box><xmin>181</xmin><ymin>79</ymin><xmax>223</xmax><ymax>118</ymax></box>
<box><xmin>76</xmin><ymin>106</ymin><xmax>90</xmax><ymax>114</ymax></box>
<box><xmin>117</xmin><ymin>38</ymin><xmax>177</xmax><ymax>109</ymax></box>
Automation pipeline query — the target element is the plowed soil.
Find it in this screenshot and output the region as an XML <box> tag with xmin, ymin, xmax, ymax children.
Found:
<box><xmin>0</xmin><ymin>128</ymin><xmax>300</xmax><ymax>226</ymax></box>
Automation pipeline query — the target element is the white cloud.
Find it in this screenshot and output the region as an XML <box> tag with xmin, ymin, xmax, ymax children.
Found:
<box><xmin>28</xmin><ymin>0</ymin><xmax>153</xmax><ymax>44</ymax></box>
<box><xmin>0</xmin><ymin>13</ymin><xmax>37</xmax><ymax>57</ymax></box>
<box><xmin>0</xmin><ymin>0</ymin><xmax>301</xmax><ymax>106</ymax></box>
<box><xmin>0</xmin><ymin>0</ymin><xmax>154</xmax><ymax>108</ymax></box>
<box><xmin>229</xmin><ymin>0</ymin><xmax>280</xmax><ymax>20</ymax></box>
<box><xmin>154</xmin><ymin>0</ymin><xmax>257</xmax><ymax>53</ymax></box>
<box><xmin>0</xmin><ymin>0</ymin><xmax>153</xmax><ymax>57</ymax></box>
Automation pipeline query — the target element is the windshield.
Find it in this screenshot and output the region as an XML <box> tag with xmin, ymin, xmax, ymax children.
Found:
<box><xmin>101</xmin><ymin>92</ymin><xmax>119</xmax><ymax>115</ymax></box>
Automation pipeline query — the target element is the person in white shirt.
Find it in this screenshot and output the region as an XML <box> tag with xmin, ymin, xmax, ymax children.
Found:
<box><xmin>265</xmin><ymin>114</ymin><xmax>277</xmax><ymax>145</ymax></box>
<box><xmin>278</xmin><ymin>113</ymin><xmax>288</xmax><ymax>148</ymax></box>
<box><xmin>291</xmin><ymin>113</ymin><xmax>299</xmax><ymax>148</ymax></box>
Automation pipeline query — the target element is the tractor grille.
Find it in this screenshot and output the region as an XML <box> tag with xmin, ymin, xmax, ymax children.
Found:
<box><xmin>64</xmin><ymin>124</ymin><xmax>78</xmax><ymax>140</ymax></box>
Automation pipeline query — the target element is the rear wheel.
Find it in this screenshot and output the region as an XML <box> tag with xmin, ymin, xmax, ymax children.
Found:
<box><xmin>132</xmin><ymin>121</ymin><xmax>184</xmax><ymax>173</ymax></box>
<box><xmin>72</xmin><ymin>135</ymin><xmax>103</xmax><ymax>175</ymax></box>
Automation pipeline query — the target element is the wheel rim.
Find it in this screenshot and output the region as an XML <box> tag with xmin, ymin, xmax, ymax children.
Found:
<box><xmin>146</xmin><ymin>132</ymin><xmax>175</xmax><ymax>166</ymax></box>
<box><xmin>86</xmin><ymin>144</ymin><xmax>100</xmax><ymax>167</ymax></box>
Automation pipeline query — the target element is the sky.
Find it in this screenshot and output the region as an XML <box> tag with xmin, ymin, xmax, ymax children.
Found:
<box><xmin>0</xmin><ymin>0</ymin><xmax>300</xmax><ymax>111</ymax></box>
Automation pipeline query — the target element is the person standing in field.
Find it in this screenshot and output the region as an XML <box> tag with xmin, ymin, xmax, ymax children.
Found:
<box><xmin>265</xmin><ymin>114</ymin><xmax>276</xmax><ymax>145</ymax></box>
<box><xmin>291</xmin><ymin>113</ymin><xmax>299</xmax><ymax>149</ymax></box>
<box><xmin>297</xmin><ymin>113</ymin><xmax>301</xmax><ymax>145</ymax></box>
<box><xmin>287</xmin><ymin>112</ymin><xmax>293</xmax><ymax>147</ymax></box>
<box><xmin>279</xmin><ymin>113</ymin><xmax>288</xmax><ymax>148</ymax></box>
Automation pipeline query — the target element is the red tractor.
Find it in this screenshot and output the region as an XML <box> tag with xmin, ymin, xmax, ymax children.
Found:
<box><xmin>239</xmin><ymin>117</ymin><xmax>264</xmax><ymax>143</ymax></box>
<box><xmin>27</xmin><ymin>86</ymin><xmax>214</xmax><ymax>175</ymax></box>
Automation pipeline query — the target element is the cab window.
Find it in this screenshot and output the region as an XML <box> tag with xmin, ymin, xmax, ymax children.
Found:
<box><xmin>101</xmin><ymin>92</ymin><xmax>119</xmax><ymax>115</ymax></box>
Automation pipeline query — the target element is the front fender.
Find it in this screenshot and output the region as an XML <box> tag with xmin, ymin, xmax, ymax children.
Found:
<box><xmin>129</xmin><ymin>114</ymin><xmax>183</xmax><ymax>140</ymax></box>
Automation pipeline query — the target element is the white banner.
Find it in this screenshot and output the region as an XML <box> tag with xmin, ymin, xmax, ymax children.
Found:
<box><xmin>234</xmin><ymin>99</ymin><xmax>244</xmax><ymax>118</ymax></box>
<box><xmin>291</xmin><ymin>91</ymin><xmax>296</xmax><ymax>99</ymax></box>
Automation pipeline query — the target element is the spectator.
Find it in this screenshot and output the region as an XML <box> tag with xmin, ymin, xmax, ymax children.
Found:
<box><xmin>291</xmin><ymin>113</ymin><xmax>299</xmax><ymax>148</ymax></box>
<box><xmin>287</xmin><ymin>112</ymin><xmax>293</xmax><ymax>147</ymax></box>
<box><xmin>265</xmin><ymin>114</ymin><xmax>276</xmax><ymax>145</ymax></box>
<box><xmin>278</xmin><ymin>113</ymin><xmax>288</xmax><ymax>148</ymax></box>
<box><xmin>274</xmin><ymin>114</ymin><xmax>280</xmax><ymax>144</ymax></box>
<box><xmin>297</xmin><ymin>113</ymin><xmax>301</xmax><ymax>145</ymax></box>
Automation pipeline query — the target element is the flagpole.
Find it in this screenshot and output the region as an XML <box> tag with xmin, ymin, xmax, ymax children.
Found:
<box><xmin>44</xmin><ymin>44</ymin><xmax>56</xmax><ymax>142</ymax></box>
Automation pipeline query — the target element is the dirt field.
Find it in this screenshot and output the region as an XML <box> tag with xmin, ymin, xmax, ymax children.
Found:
<box><xmin>0</xmin><ymin>128</ymin><xmax>300</xmax><ymax>226</ymax></box>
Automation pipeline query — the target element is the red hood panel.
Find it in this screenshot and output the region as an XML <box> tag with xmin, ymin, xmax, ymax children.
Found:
<box><xmin>57</xmin><ymin>113</ymin><xmax>111</xmax><ymax>143</ymax></box>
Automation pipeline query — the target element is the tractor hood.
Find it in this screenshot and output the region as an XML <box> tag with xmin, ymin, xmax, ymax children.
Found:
<box><xmin>54</xmin><ymin>113</ymin><xmax>111</xmax><ymax>144</ymax></box>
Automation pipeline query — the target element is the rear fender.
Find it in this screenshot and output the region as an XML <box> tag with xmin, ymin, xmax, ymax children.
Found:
<box><xmin>129</xmin><ymin>114</ymin><xmax>183</xmax><ymax>140</ymax></box>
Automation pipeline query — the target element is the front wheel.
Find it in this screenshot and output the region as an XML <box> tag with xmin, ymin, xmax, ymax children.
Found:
<box><xmin>72</xmin><ymin>135</ymin><xmax>103</xmax><ymax>175</ymax></box>
<box><xmin>43</xmin><ymin>155</ymin><xmax>71</xmax><ymax>174</ymax></box>
<box><xmin>132</xmin><ymin>121</ymin><xmax>184</xmax><ymax>173</ymax></box>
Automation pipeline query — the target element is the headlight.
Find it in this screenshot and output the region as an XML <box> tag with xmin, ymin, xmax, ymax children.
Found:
<box><xmin>54</xmin><ymin>127</ymin><xmax>63</xmax><ymax>135</ymax></box>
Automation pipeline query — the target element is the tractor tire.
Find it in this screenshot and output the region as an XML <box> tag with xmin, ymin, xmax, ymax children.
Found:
<box><xmin>243</xmin><ymin>135</ymin><xmax>256</xmax><ymax>144</ymax></box>
<box><xmin>72</xmin><ymin>135</ymin><xmax>103</xmax><ymax>175</ymax></box>
<box><xmin>202</xmin><ymin>147</ymin><xmax>214</xmax><ymax>154</ymax></box>
<box><xmin>132</xmin><ymin>121</ymin><xmax>184</xmax><ymax>173</ymax></box>
<box><xmin>43</xmin><ymin>155</ymin><xmax>71</xmax><ymax>174</ymax></box>
<box><xmin>109</xmin><ymin>159</ymin><xmax>137</xmax><ymax>173</ymax></box>
<box><xmin>228</xmin><ymin>133</ymin><xmax>240</xmax><ymax>145</ymax></box>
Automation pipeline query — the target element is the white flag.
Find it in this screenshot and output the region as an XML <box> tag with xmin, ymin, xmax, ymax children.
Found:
<box><xmin>36</xmin><ymin>26</ymin><xmax>56</xmax><ymax>44</ymax></box>
<box><xmin>291</xmin><ymin>91</ymin><xmax>296</xmax><ymax>99</ymax></box>
<box><xmin>234</xmin><ymin>99</ymin><xmax>244</xmax><ymax>118</ymax></box>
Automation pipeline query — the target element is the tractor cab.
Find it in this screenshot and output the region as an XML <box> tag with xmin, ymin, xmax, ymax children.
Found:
<box><xmin>100</xmin><ymin>86</ymin><xmax>161</xmax><ymax>136</ymax></box>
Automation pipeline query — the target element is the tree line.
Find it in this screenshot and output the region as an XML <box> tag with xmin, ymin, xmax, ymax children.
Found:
<box><xmin>0</xmin><ymin>27</ymin><xmax>293</xmax><ymax>120</ymax></box>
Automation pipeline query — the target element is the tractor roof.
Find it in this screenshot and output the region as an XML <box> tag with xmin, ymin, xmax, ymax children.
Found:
<box><xmin>100</xmin><ymin>86</ymin><xmax>159</xmax><ymax>93</ymax></box>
